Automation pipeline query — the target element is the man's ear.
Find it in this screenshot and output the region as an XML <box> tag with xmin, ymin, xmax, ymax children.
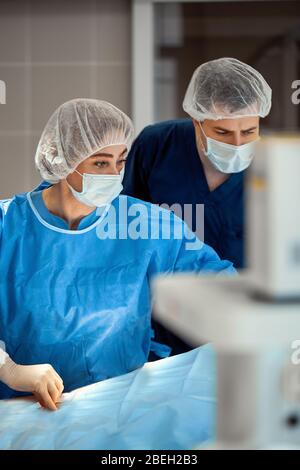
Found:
<box><xmin>192</xmin><ymin>118</ymin><xmax>198</xmax><ymax>130</ymax></box>
<box><xmin>192</xmin><ymin>119</ymin><xmax>205</xmax><ymax>133</ymax></box>
<box><xmin>192</xmin><ymin>119</ymin><xmax>206</xmax><ymax>153</ymax></box>
<box><xmin>192</xmin><ymin>119</ymin><xmax>202</xmax><ymax>138</ymax></box>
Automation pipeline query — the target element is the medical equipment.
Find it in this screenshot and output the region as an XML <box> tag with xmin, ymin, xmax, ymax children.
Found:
<box><xmin>153</xmin><ymin>134</ymin><xmax>300</xmax><ymax>449</ymax></box>
<box><xmin>248</xmin><ymin>135</ymin><xmax>300</xmax><ymax>300</ymax></box>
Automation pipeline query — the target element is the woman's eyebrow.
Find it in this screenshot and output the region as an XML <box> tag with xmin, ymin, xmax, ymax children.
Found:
<box><xmin>91</xmin><ymin>153</ymin><xmax>113</xmax><ymax>158</ymax></box>
<box><xmin>90</xmin><ymin>149</ymin><xmax>127</xmax><ymax>159</ymax></box>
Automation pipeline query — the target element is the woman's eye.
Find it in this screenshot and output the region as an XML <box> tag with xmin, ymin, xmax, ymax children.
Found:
<box><xmin>117</xmin><ymin>159</ymin><xmax>127</xmax><ymax>164</ymax></box>
<box><xmin>95</xmin><ymin>161</ymin><xmax>108</xmax><ymax>168</ymax></box>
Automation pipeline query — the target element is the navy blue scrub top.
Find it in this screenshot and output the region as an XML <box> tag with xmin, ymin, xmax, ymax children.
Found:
<box><xmin>123</xmin><ymin>119</ymin><xmax>245</xmax><ymax>270</ymax></box>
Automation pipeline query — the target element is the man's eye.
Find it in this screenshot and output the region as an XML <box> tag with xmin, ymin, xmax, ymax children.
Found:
<box><xmin>242</xmin><ymin>130</ymin><xmax>255</xmax><ymax>135</ymax></box>
<box><xmin>215</xmin><ymin>130</ymin><xmax>227</xmax><ymax>135</ymax></box>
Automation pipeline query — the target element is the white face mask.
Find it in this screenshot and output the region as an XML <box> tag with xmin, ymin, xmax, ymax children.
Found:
<box><xmin>199</xmin><ymin>123</ymin><xmax>259</xmax><ymax>174</ymax></box>
<box><xmin>68</xmin><ymin>167</ymin><xmax>125</xmax><ymax>207</ymax></box>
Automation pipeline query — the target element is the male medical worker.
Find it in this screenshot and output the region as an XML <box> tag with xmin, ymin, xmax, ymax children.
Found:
<box><xmin>123</xmin><ymin>57</ymin><xmax>272</xmax><ymax>269</ymax></box>
<box><xmin>122</xmin><ymin>57</ymin><xmax>272</xmax><ymax>354</ymax></box>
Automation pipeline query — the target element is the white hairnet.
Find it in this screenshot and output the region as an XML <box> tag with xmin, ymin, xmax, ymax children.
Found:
<box><xmin>183</xmin><ymin>57</ymin><xmax>272</xmax><ymax>121</ymax></box>
<box><xmin>35</xmin><ymin>98</ymin><xmax>134</xmax><ymax>183</ymax></box>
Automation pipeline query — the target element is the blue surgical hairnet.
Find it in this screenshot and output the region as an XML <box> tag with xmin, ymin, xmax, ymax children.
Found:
<box><xmin>35</xmin><ymin>98</ymin><xmax>135</xmax><ymax>183</ymax></box>
<box><xmin>183</xmin><ymin>57</ymin><xmax>272</xmax><ymax>121</ymax></box>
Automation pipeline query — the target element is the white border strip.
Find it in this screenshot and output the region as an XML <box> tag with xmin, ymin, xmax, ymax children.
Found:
<box><xmin>27</xmin><ymin>191</ymin><xmax>110</xmax><ymax>235</ymax></box>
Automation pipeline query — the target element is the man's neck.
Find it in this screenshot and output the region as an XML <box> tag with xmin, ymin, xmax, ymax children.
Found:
<box><xmin>198</xmin><ymin>148</ymin><xmax>230</xmax><ymax>192</ymax></box>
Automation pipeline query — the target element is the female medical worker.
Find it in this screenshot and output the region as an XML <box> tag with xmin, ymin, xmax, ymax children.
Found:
<box><xmin>0</xmin><ymin>99</ymin><xmax>235</xmax><ymax>410</ymax></box>
<box><xmin>122</xmin><ymin>57</ymin><xmax>272</xmax><ymax>356</ymax></box>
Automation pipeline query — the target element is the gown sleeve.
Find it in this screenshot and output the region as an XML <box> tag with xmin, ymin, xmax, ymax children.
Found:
<box><xmin>146</xmin><ymin>210</ymin><xmax>235</xmax><ymax>359</ymax></box>
<box><xmin>149</xmin><ymin>210</ymin><xmax>236</xmax><ymax>278</ymax></box>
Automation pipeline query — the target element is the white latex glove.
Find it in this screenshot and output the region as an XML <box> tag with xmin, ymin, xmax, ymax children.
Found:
<box><xmin>0</xmin><ymin>356</ymin><xmax>64</xmax><ymax>411</ymax></box>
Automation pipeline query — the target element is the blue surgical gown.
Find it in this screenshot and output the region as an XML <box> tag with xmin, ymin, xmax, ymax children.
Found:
<box><xmin>122</xmin><ymin>119</ymin><xmax>245</xmax><ymax>269</ymax></box>
<box><xmin>0</xmin><ymin>181</ymin><xmax>235</xmax><ymax>399</ymax></box>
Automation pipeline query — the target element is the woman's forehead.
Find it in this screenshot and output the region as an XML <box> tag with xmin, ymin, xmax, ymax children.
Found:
<box><xmin>87</xmin><ymin>144</ymin><xmax>128</xmax><ymax>159</ymax></box>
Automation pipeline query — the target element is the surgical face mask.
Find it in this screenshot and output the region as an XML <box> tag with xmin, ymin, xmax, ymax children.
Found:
<box><xmin>199</xmin><ymin>123</ymin><xmax>259</xmax><ymax>174</ymax></box>
<box><xmin>68</xmin><ymin>167</ymin><xmax>125</xmax><ymax>207</ymax></box>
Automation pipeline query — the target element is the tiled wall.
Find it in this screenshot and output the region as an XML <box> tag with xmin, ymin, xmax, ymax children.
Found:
<box><xmin>0</xmin><ymin>0</ymin><xmax>131</xmax><ymax>198</ymax></box>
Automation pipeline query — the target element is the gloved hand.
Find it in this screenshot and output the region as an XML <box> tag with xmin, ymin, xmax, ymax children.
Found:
<box><xmin>0</xmin><ymin>356</ymin><xmax>64</xmax><ymax>411</ymax></box>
